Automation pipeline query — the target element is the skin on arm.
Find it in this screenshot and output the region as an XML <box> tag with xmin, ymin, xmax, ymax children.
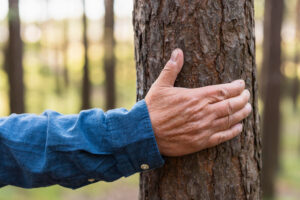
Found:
<box><xmin>145</xmin><ymin>49</ymin><xmax>252</xmax><ymax>157</ymax></box>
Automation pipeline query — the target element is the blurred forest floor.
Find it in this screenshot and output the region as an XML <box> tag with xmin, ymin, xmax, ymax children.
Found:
<box><xmin>276</xmin><ymin>98</ymin><xmax>300</xmax><ymax>200</ymax></box>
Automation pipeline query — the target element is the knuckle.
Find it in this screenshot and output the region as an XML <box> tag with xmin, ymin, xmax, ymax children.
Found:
<box><xmin>189</xmin><ymin>96</ymin><xmax>199</xmax><ymax>106</ymax></box>
<box><xmin>185</xmin><ymin>107</ymin><xmax>198</xmax><ymax>119</ymax></box>
<box><xmin>217</xmin><ymin>87</ymin><xmax>229</xmax><ymax>100</ymax></box>
<box><xmin>190</xmin><ymin>112</ymin><xmax>201</xmax><ymax>122</ymax></box>
<box><xmin>201</xmin><ymin>106</ymin><xmax>211</xmax><ymax>118</ymax></box>
<box><xmin>226</xmin><ymin>100</ymin><xmax>233</xmax><ymax>115</ymax></box>
<box><xmin>185</xmin><ymin>126</ymin><xmax>196</xmax><ymax>134</ymax></box>
<box><xmin>207</xmin><ymin>87</ymin><xmax>229</xmax><ymax>102</ymax></box>
<box><xmin>189</xmin><ymin>106</ymin><xmax>198</xmax><ymax>116</ymax></box>
<box><xmin>182</xmin><ymin>123</ymin><xmax>198</xmax><ymax>134</ymax></box>
<box><xmin>162</xmin><ymin>66</ymin><xmax>173</xmax><ymax>74</ymax></box>
<box><xmin>227</xmin><ymin>115</ymin><xmax>231</xmax><ymax>128</ymax></box>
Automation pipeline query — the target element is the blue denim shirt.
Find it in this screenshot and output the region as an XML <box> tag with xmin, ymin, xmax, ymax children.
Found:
<box><xmin>0</xmin><ymin>100</ymin><xmax>164</xmax><ymax>189</ymax></box>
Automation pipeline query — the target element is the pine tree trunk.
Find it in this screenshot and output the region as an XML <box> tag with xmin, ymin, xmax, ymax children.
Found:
<box><xmin>104</xmin><ymin>0</ymin><xmax>116</xmax><ymax>110</ymax></box>
<box><xmin>5</xmin><ymin>0</ymin><xmax>25</xmax><ymax>114</ymax></box>
<box><xmin>81</xmin><ymin>0</ymin><xmax>91</xmax><ymax>110</ymax></box>
<box><xmin>133</xmin><ymin>0</ymin><xmax>261</xmax><ymax>199</ymax></box>
<box><xmin>261</xmin><ymin>0</ymin><xmax>284</xmax><ymax>198</ymax></box>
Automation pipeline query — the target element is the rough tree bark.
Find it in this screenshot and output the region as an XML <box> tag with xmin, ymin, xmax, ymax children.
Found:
<box><xmin>134</xmin><ymin>0</ymin><xmax>261</xmax><ymax>199</ymax></box>
<box><xmin>104</xmin><ymin>0</ymin><xmax>116</xmax><ymax>110</ymax></box>
<box><xmin>261</xmin><ymin>0</ymin><xmax>284</xmax><ymax>198</ymax></box>
<box><xmin>81</xmin><ymin>0</ymin><xmax>91</xmax><ymax>110</ymax></box>
<box><xmin>5</xmin><ymin>0</ymin><xmax>25</xmax><ymax>113</ymax></box>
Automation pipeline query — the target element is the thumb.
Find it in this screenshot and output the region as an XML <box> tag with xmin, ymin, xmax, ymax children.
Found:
<box><xmin>155</xmin><ymin>48</ymin><xmax>184</xmax><ymax>87</ymax></box>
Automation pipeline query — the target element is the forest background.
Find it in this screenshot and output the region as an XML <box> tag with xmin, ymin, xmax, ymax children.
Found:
<box><xmin>0</xmin><ymin>0</ymin><xmax>299</xmax><ymax>199</ymax></box>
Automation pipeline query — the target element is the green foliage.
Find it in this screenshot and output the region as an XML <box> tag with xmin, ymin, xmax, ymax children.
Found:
<box><xmin>255</xmin><ymin>0</ymin><xmax>265</xmax><ymax>20</ymax></box>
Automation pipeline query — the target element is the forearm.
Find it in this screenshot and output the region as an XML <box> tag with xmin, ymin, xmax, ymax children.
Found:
<box><xmin>0</xmin><ymin>100</ymin><xmax>164</xmax><ymax>189</ymax></box>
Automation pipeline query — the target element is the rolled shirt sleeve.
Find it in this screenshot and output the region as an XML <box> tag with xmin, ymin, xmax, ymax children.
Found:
<box><xmin>0</xmin><ymin>100</ymin><xmax>164</xmax><ymax>189</ymax></box>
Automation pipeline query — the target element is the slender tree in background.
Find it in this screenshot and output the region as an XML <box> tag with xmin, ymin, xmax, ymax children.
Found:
<box><xmin>103</xmin><ymin>0</ymin><xmax>116</xmax><ymax>110</ymax></box>
<box><xmin>81</xmin><ymin>0</ymin><xmax>91</xmax><ymax>109</ymax></box>
<box><xmin>295</xmin><ymin>0</ymin><xmax>300</xmax><ymax>156</ymax></box>
<box><xmin>5</xmin><ymin>0</ymin><xmax>25</xmax><ymax>113</ymax></box>
<box><xmin>63</xmin><ymin>19</ymin><xmax>70</xmax><ymax>87</ymax></box>
<box><xmin>54</xmin><ymin>46</ymin><xmax>62</xmax><ymax>95</ymax></box>
<box><xmin>261</xmin><ymin>0</ymin><xmax>284</xmax><ymax>198</ymax></box>
<box><xmin>134</xmin><ymin>1</ymin><xmax>261</xmax><ymax>199</ymax></box>
<box><xmin>292</xmin><ymin>0</ymin><xmax>300</xmax><ymax>110</ymax></box>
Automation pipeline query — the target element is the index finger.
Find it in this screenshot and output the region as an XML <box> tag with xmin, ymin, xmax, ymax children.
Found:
<box><xmin>195</xmin><ymin>80</ymin><xmax>245</xmax><ymax>103</ymax></box>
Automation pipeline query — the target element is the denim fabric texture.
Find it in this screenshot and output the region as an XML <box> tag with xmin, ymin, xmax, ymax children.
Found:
<box><xmin>0</xmin><ymin>100</ymin><xmax>164</xmax><ymax>189</ymax></box>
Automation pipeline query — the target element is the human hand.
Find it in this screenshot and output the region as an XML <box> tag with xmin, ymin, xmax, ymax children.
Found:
<box><xmin>145</xmin><ymin>49</ymin><xmax>252</xmax><ymax>157</ymax></box>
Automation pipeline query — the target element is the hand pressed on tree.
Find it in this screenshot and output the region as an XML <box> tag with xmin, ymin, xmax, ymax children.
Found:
<box><xmin>145</xmin><ymin>49</ymin><xmax>252</xmax><ymax>157</ymax></box>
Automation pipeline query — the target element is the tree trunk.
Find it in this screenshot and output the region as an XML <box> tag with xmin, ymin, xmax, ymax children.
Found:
<box><xmin>261</xmin><ymin>0</ymin><xmax>284</xmax><ymax>198</ymax></box>
<box><xmin>260</xmin><ymin>0</ymin><xmax>271</xmax><ymax>101</ymax></box>
<box><xmin>292</xmin><ymin>0</ymin><xmax>300</xmax><ymax>111</ymax></box>
<box><xmin>294</xmin><ymin>0</ymin><xmax>300</xmax><ymax>157</ymax></box>
<box><xmin>81</xmin><ymin>0</ymin><xmax>91</xmax><ymax>110</ymax></box>
<box><xmin>63</xmin><ymin>19</ymin><xmax>70</xmax><ymax>87</ymax></box>
<box><xmin>103</xmin><ymin>0</ymin><xmax>116</xmax><ymax>110</ymax></box>
<box><xmin>134</xmin><ymin>1</ymin><xmax>261</xmax><ymax>199</ymax></box>
<box><xmin>5</xmin><ymin>0</ymin><xmax>25</xmax><ymax>114</ymax></box>
<box><xmin>54</xmin><ymin>47</ymin><xmax>62</xmax><ymax>95</ymax></box>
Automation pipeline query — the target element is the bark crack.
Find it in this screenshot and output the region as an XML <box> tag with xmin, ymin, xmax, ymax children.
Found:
<box><xmin>215</xmin><ymin>0</ymin><xmax>225</xmax><ymax>84</ymax></box>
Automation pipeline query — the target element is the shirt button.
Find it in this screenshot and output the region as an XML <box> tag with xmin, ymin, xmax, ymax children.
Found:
<box><xmin>88</xmin><ymin>178</ymin><xmax>95</xmax><ymax>182</ymax></box>
<box><xmin>140</xmin><ymin>164</ymin><xmax>150</xmax><ymax>170</ymax></box>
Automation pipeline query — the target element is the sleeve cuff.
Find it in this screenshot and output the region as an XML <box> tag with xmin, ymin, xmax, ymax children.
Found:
<box><xmin>106</xmin><ymin>100</ymin><xmax>165</xmax><ymax>177</ymax></box>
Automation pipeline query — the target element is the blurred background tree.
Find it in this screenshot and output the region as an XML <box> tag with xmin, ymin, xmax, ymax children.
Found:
<box><xmin>262</xmin><ymin>0</ymin><xmax>284</xmax><ymax>198</ymax></box>
<box><xmin>103</xmin><ymin>0</ymin><xmax>115</xmax><ymax>110</ymax></box>
<box><xmin>291</xmin><ymin>0</ymin><xmax>300</xmax><ymax>112</ymax></box>
<box><xmin>5</xmin><ymin>0</ymin><xmax>25</xmax><ymax>113</ymax></box>
<box><xmin>0</xmin><ymin>0</ymin><xmax>299</xmax><ymax>199</ymax></box>
<box><xmin>81</xmin><ymin>0</ymin><xmax>90</xmax><ymax>109</ymax></box>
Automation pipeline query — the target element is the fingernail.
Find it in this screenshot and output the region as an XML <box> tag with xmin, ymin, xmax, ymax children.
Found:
<box><xmin>232</xmin><ymin>79</ymin><xmax>245</xmax><ymax>86</ymax></box>
<box><xmin>244</xmin><ymin>89</ymin><xmax>250</xmax><ymax>98</ymax></box>
<box><xmin>237</xmin><ymin>123</ymin><xmax>243</xmax><ymax>132</ymax></box>
<box><xmin>171</xmin><ymin>49</ymin><xmax>179</xmax><ymax>63</ymax></box>
<box><xmin>246</xmin><ymin>103</ymin><xmax>252</xmax><ymax>112</ymax></box>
